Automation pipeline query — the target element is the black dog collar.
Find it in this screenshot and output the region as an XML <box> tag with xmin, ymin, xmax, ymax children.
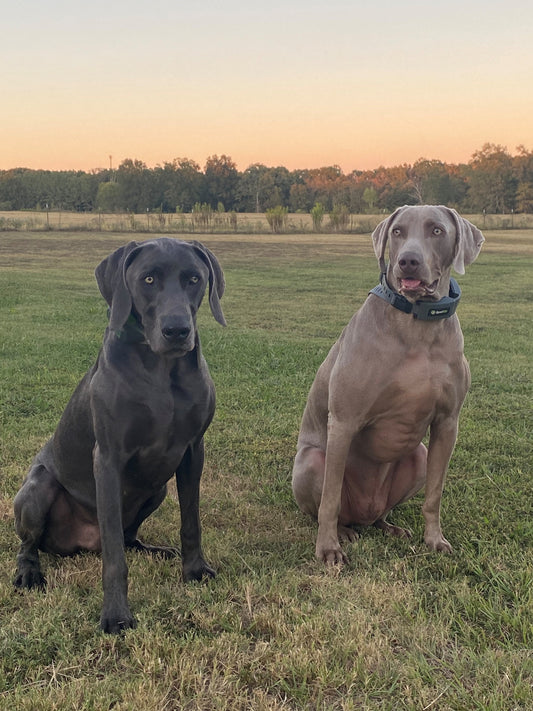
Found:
<box><xmin>369</xmin><ymin>273</ymin><xmax>461</xmax><ymax>321</ymax></box>
<box><xmin>107</xmin><ymin>309</ymin><xmax>146</xmax><ymax>343</ymax></box>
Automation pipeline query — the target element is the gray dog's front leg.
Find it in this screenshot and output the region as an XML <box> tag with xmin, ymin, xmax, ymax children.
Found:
<box><xmin>422</xmin><ymin>419</ymin><xmax>457</xmax><ymax>554</ymax></box>
<box><xmin>176</xmin><ymin>440</ymin><xmax>215</xmax><ymax>582</ymax></box>
<box><xmin>94</xmin><ymin>446</ymin><xmax>136</xmax><ymax>633</ymax></box>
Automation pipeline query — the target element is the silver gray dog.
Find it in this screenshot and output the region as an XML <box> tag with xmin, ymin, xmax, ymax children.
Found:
<box><xmin>292</xmin><ymin>205</ymin><xmax>484</xmax><ymax>564</ymax></box>
<box><xmin>14</xmin><ymin>238</ymin><xmax>226</xmax><ymax>632</ymax></box>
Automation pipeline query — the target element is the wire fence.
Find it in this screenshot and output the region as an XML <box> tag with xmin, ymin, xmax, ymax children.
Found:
<box><xmin>1</xmin><ymin>209</ymin><xmax>532</xmax><ymax>234</ymax></box>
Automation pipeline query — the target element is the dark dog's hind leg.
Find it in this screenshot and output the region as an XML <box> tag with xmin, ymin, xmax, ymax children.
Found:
<box><xmin>123</xmin><ymin>486</ymin><xmax>180</xmax><ymax>558</ymax></box>
<box><xmin>13</xmin><ymin>464</ymin><xmax>58</xmax><ymax>589</ymax></box>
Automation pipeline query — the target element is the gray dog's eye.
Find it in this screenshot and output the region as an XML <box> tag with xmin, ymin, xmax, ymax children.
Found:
<box><xmin>144</xmin><ymin>275</ymin><xmax>155</xmax><ymax>285</ymax></box>
<box><xmin>432</xmin><ymin>227</ymin><xmax>443</xmax><ymax>236</ymax></box>
<box><xmin>392</xmin><ymin>228</ymin><xmax>401</xmax><ymax>236</ymax></box>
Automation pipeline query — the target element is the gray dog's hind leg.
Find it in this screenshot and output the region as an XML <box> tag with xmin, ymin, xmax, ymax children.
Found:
<box><xmin>176</xmin><ymin>441</ymin><xmax>216</xmax><ymax>582</ymax></box>
<box><xmin>13</xmin><ymin>464</ymin><xmax>58</xmax><ymax>589</ymax></box>
<box><xmin>123</xmin><ymin>486</ymin><xmax>180</xmax><ymax>558</ymax></box>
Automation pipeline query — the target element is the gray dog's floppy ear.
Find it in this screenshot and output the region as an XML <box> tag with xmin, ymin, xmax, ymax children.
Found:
<box><xmin>446</xmin><ymin>208</ymin><xmax>485</xmax><ymax>275</ymax></box>
<box><xmin>191</xmin><ymin>241</ymin><xmax>226</xmax><ymax>326</ymax></box>
<box><xmin>95</xmin><ymin>241</ymin><xmax>141</xmax><ymax>331</ymax></box>
<box><xmin>372</xmin><ymin>206</ymin><xmax>407</xmax><ymax>273</ymax></box>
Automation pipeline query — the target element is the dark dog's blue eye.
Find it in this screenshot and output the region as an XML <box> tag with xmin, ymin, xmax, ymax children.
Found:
<box><xmin>189</xmin><ymin>275</ymin><xmax>200</xmax><ymax>285</ymax></box>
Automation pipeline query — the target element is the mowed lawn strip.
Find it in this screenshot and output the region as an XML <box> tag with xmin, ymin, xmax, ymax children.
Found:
<box><xmin>0</xmin><ymin>230</ymin><xmax>531</xmax><ymax>710</ymax></box>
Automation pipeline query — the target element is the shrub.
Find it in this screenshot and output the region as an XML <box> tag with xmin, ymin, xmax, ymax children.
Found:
<box><xmin>191</xmin><ymin>202</ymin><xmax>213</xmax><ymax>230</ymax></box>
<box><xmin>310</xmin><ymin>202</ymin><xmax>325</xmax><ymax>231</ymax></box>
<box><xmin>329</xmin><ymin>203</ymin><xmax>350</xmax><ymax>232</ymax></box>
<box><xmin>265</xmin><ymin>205</ymin><xmax>288</xmax><ymax>233</ymax></box>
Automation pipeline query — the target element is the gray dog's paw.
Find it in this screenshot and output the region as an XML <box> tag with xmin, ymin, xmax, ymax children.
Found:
<box><xmin>337</xmin><ymin>525</ymin><xmax>359</xmax><ymax>543</ymax></box>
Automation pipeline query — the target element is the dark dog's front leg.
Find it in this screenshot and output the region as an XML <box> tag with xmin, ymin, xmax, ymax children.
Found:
<box><xmin>176</xmin><ymin>439</ymin><xmax>215</xmax><ymax>582</ymax></box>
<box><xmin>94</xmin><ymin>445</ymin><xmax>136</xmax><ymax>633</ymax></box>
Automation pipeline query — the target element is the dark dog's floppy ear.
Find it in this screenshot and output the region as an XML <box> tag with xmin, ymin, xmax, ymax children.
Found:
<box><xmin>95</xmin><ymin>241</ymin><xmax>141</xmax><ymax>331</ymax></box>
<box><xmin>191</xmin><ymin>241</ymin><xmax>226</xmax><ymax>326</ymax></box>
<box><xmin>446</xmin><ymin>208</ymin><xmax>485</xmax><ymax>275</ymax></box>
<box><xmin>372</xmin><ymin>206</ymin><xmax>407</xmax><ymax>273</ymax></box>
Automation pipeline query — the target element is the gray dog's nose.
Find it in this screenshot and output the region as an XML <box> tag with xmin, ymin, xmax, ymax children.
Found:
<box><xmin>398</xmin><ymin>251</ymin><xmax>422</xmax><ymax>271</ymax></box>
<box><xmin>162</xmin><ymin>325</ymin><xmax>191</xmax><ymax>342</ymax></box>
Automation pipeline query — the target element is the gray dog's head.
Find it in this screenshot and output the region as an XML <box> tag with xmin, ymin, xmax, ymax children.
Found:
<box><xmin>95</xmin><ymin>237</ymin><xmax>226</xmax><ymax>356</ymax></box>
<box><xmin>372</xmin><ymin>205</ymin><xmax>484</xmax><ymax>302</ymax></box>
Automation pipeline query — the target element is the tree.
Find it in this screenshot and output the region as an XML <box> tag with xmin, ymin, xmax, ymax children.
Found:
<box><xmin>236</xmin><ymin>164</ymin><xmax>269</xmax><ymax>212</ymax></box>
<box><xmin>466</xmin><ymin>143</ymin><xmax>517</xmax><ymax>213</ymax></box>
<box><xmin>3</xmin><ymin>144</ymin><xmax>532</xmax><ymax>217</ymax></box>
<box><xmin>262</xmin><ymin>167</ymin><xmax>292</xmax><ymax>209</ymax></box>
<box><xmin>515</xmin><ymin>182</ymin><xmax>533</xmax><ymax>213</ymax></box>
<box><xmin>513</xmin><ymin>146</ymin><xmax>533</xmax><ymax>212</ymax></box>
<box><xmin>362</xmin><ymin>186</ymin><xmax>378</xmax><ymax>212</ymax></box>
<box><xmin>204</xmin><ymin>154</ymin><xmax>239</xmax><ymax>210</ymax></box>
<box><xmin>289</xmin><ymin>177</ymin><xmax>313</xmax><ymax>212</ymax></box>
<box><xmin>408</xmin><ymin>159</ymin><xmax>456</xmax><ymax>205</ymax></box>
<box><xmin>96</xmin><ymin>181</ymin><xmax>122</xmax><ymax>212</ymax></box>
<box><xmin>116</xmin><ymin>159</ymin><xmax>151</xmax><ymax>212</ymax></box>
<box><xmin>299</xmin><ymin>166</ymin><xmax>345</xmax><ymax>211</ymax></box>
<box><xmin>158</xmin><ymin>158</ymin><xmax>204</xmax><ymax>212</ymax></box>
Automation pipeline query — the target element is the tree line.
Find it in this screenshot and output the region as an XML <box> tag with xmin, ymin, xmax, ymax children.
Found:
<box><xmin>1</xmin><ymin>143</ymin><xmax>532</xmax><ymax>216</ymax></box>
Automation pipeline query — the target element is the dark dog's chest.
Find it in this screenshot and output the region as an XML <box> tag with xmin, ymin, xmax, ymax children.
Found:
<box><xmin>88</xmin><ymin>350</ymin><xmax>215</xmax><ymax>484</ymax></box>
<box><xmin>124</xmin><ymin>380</ymin><xmax>213</xmax><ymax>473</ymax></box>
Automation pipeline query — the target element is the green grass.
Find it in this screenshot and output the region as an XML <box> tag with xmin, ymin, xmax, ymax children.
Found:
<box><xmin>0</xmin><ymin>230</ymin><xmax>531</xmax><ymax>710</ymax></box>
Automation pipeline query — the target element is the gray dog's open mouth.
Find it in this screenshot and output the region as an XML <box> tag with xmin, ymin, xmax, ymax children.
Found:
<box><xmin>398</xmin><ymin>278</ymin><xmax>439</xmax><ymax>298</ymax></box>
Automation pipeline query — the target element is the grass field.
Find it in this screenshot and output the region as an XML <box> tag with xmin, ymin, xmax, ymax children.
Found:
<box><xmin>0</xmin><ymin>229</ymin><xmax>531</xmax><ymax>710</ymax></box>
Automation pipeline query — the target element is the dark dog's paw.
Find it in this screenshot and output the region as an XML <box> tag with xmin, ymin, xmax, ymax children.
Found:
<box><xmin>126</xmin><ymin>538</ymin><xmax>180</xmax><ymax>559</ymax></box>
<box><xmin>100</xmin><ymin>607</ymin><xmax>137</xmax><ymax>634</ymax></box>
<box><xmin>14</xmin><ymin>566</ymin><xmax>46</xmax><ymax>590</ymax></box>
<box><xmin>183</xmin><ymin>558</ymin><xmax>216</xmax><ymax>583</ymax></box>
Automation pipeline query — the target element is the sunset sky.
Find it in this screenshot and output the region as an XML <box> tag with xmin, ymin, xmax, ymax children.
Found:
<box><xmin>2</xmin><ymin>0</ymin><xmax>532</xmax><ymax>173</ymax></box>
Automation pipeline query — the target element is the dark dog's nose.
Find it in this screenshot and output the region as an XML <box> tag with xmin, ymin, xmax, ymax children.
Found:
<box><xmin>398</xmin><ymin>251</ymin><xmax>422</xmax><ymax>272</ymax></box>
<box><xmin>162</xmin><ymin>324</ymin><xmax>191</xmax><ymax>342</ymax></box>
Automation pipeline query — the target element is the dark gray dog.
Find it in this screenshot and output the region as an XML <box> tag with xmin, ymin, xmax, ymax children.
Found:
<box><xmin>13</xmin><ymin>238</ymin><xmax>226</xmax><ymax>633</ymax></box>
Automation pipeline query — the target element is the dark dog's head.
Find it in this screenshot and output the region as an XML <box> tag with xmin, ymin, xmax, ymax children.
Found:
<box><xmin>95</xmin><ymin>238</ymin><xmax>226</xmax><ymax>356</ymax></box>
<box><xmin>372</xmin><ymin>205</ymin><xmax>484</xmax><ymax>302</ymax></box>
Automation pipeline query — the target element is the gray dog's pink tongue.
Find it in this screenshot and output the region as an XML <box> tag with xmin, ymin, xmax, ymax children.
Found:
<box><xmin>401</xmin><ymin>278</ymin><xmax>422</xmax><ymax>289</ymax></box>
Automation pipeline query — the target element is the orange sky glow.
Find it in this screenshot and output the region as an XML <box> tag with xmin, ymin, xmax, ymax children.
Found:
<box><xmin>2</xmin><ymin>1</ymin><xmax>532</xmax><ymax>174</ymax></box>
